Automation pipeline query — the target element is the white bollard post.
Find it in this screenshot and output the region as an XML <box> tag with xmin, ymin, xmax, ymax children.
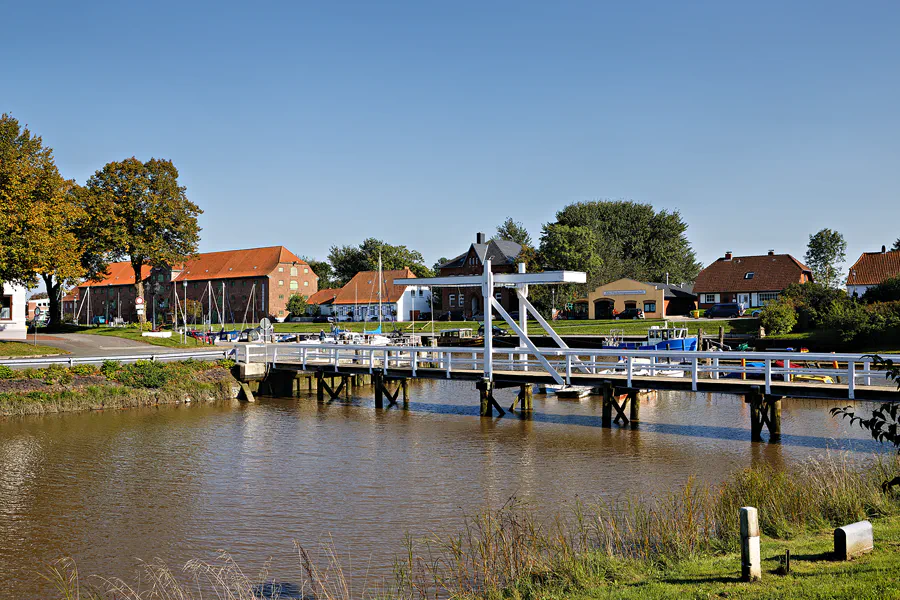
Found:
<box><xmin>740</xmin><ymin>506</ymin><xmax>761</xmax><ymax>581</ymax></box>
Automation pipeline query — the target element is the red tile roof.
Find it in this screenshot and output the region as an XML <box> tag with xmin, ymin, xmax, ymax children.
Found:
<box><xmin>307</xmin><ymin>288</ymin><xmax>340</xmax><ymax>305</ymax></box>
<box><xmin>847</xmin><ymin>250</ymin><xmax>900</xmax><ymax>286</ymax></box>
<box><xmin>175</xmin><ymin>246</ymin><xmax>309</xmax><ymax>281</ymax></box>
<box><xmin>694</xmin><ymin>253</ymin><xmax>811</xmax><ymax>293</ymax></box>
<box><xmin>332</xmin><ymin>268</ymin><xmax>417</xmax><ymax>305</ymax></box>
<box><xmin>78</xmin><ymin>246</ymin><xmax>310</xmax><ymax>288</ymax></box>
<box><xmin>79</xmin><ymin>262</ymin><xmax>152</xmax><ymax>287</ymax></box>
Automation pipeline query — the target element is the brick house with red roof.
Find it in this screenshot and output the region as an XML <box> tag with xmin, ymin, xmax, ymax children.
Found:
<box><xmin>74</xmin><ymin>246</ymin><xmax>317</xmax><ymax>324</ymax></box>
<box><xmin>329</xmin><ymin>268</ymin><xmax>432</xmax><ymax>322</ymax></box>
<box><xmin>306</xmin><ymin>288</ymin><xmax>340</xmax><ymax>316</ymax></box>
<box><xmin>693</xmin><ymin>250</ymin><xmax>813</xmax><ymax>310</ymax></box>
<box><xmin>846</xmin><ymin>245</ymin><xmax>900</xmax><ymax>298</ymax></box>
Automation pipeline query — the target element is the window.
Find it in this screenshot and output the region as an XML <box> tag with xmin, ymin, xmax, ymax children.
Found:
<box><xmin>758</xmin><ymin>292</ymin><xmax>779</xmax><ymax>303</ymax></box>
<box><xmin>419</xmin><ymin>289</ymin><xmax>424</xmax><ymax>296</ymax></box>
<box><xmin>644</xmin><ymin>301</ymin><xmax>657</xmax><ymax>313</ymax></box>
<box><xmin>279</xmin><ymin>310</ymin><xmax>284</xmax><ymax>315</ymax></box>
<box><xmin>278</xmin><ymin>294</ymin><xmax>284</xmax><ymax>300</ymax></box>
<box><xmin>494</xmin><ymin>292</ymin><xmax>502</xmax><ymax>301</ymax></box>
<box><xmin>290</xmin><ymin>266</ymin><xmax>298</xmax><ymax>276</ymax></box>
<box><xmin>303</xmin><ymin>267</ymin><xmax>308</xmax><ymax>274</ymax></box>
<box><xmin>278</xmin><ymin>267</ymin><xmax>284</xmax><ymax>272</ymax></box>
<box><xmin>278</xmin><ymin>280</ymin><xmax>284</xmax><ymax>286</ymax></box>
<box><xmin>470</xmin><ymin>257</ymin><xmax>477</xmax><ymax>266</ymax></box>
<box><xmin>290</xmin><ymin>281</ymin><xmax>299</xmax><ymax>290</ymax></box>
<box><xmin>703</xmin><ymin>294</ymin><xmax>717</xmax><ymax>304</ymax></box>
<box><xmin>158</xmin><ymin>274</ymin><xmax>165</xmax><ymax>282</ymax></box>
<box><xmin>744</xmin><ymin>272</ymin><xmax>755</xmax><ymax>280</ymax></box>
<box><xmin>449</xmin><ymin>294</ymin><xmax>456</xmax><ymax>307</ymax></box>
<box><xmin>303</xmin><ymin>281</ymin><xmax>309</xmax><ymax>286</ymax></box>
<box><xmin>0</xmin><ymin>295</ymin><xmax>11</xmax><ymax>320</ymax></box>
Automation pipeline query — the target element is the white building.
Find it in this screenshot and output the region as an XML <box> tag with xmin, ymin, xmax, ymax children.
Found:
<box><xmin>0</xmin><ymin>283</ymin><xmax>28</xmax><ymax>340</ymax></box>
<box><xmin>330</xmin><ymin>268</ymin><xmax>433</xmax><ymax>322</ymax></box>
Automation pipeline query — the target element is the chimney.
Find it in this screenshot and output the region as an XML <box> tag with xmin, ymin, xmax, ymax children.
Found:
<box><xmin>882</xmin><ymin>245</ymin><xmax>887</xmax><ymax>253</ymax></box>
<box><xmin>768</xmin><ymin>249</ymin><xmax>775</xmax><ymax>256</ymax></box>
<box><xmin>476</xmin><ymin>232</ymin><xmax>486</xmax><ymax>244</ymax></box>
<box><xmin>724</xmin><ymin>251</ymin><xmax>733</xmax><ymax>261</ymax></box>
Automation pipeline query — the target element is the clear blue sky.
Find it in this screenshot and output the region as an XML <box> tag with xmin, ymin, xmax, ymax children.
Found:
<box><xmin>4</xmin><ymin>1</ymin><xmax>899</xmax><ymax>275</ymax></box>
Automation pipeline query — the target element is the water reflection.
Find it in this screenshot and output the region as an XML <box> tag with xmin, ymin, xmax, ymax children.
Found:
<box><xmin>0</xmin><ymin>379</ymin><xmax>883</xmax><ymax>597</ymax></box>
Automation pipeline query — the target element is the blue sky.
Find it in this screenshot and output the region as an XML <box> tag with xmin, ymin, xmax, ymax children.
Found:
<box><xmin>4</xmin><ymin>1</ymin><xmax>898</xmax><ymax>274</ymax></box>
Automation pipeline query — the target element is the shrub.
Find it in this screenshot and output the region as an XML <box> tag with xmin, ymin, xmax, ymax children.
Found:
<box><xmin>219</xmin><ymin>358</ymin><xmax>236</xmax><ymax>369</ymax></box>
<box><xmin>69</xmin><ymin>364</ymin><xmax>99</xmax><ymax>377</ymax></box>
<box><xmin>101</xmin><ymin>360</ymin><xmax>121</xmax><ymax>379</ymax></box>
<box><xmin>0</xmin><ymin>365</ymin><xmax>15</xmax><ymax>380</ymax></box>
<box><xmin>781</xmin><ymin>282</ymin><xmax>847</xmax><ymax>330</ymax></box>
<box><xmin>759</xmin><ymin>299</ymin><xmax>797</xmax><ymax>335</ymax></box>
<box><xmin>42</xmin><ymin>364</ymin><xmax>74</xmax><ymax>385</ymax></box>
<box><xmin>23</xmin><ymin>368</ymin><xmax>42</xmax><ymax>380</ymax></box>
<box><xmin>862</xmin><ymin>276</ymin><xmax>900</xmax><ymax>303</ymax></box>
<box><xmin>821</xmin><ymin>299</ymin><xmax>872</xmax><ymax>342</ymax></box>
<box><xmin>113</xmin><ymin>360</ymin><xmax>171</xmax><ymax>389</ymax></box>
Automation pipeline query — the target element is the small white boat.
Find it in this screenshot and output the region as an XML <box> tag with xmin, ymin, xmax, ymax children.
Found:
<box><xmin>597</xmin><ymin>357</ymin><xmax>686</xmax><ymax>378</ymax></box>
<box><xmin>554</xmin><ymin>385</ymin><xmax>592</xmax><ymax>399</ymax></box>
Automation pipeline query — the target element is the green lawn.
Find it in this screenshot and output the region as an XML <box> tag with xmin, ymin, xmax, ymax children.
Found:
<box><xmin>0</xmin><ymin>341</ymin><xmax>67</xmax><ymax>357</ymax></box>
<box><xmin>549</xmin><ymin>515</ymin><xmax>900</xmax><ymax>600</ymax></box>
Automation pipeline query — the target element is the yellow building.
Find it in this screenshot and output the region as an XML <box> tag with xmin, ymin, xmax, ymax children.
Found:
<box><xmin>587</xmin><ymin>278</ymin><xmax>696</xmax><ymax>319</ymax></box>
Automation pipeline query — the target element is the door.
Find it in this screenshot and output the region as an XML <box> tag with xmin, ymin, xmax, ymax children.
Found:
<box><xmin>738</xmin><ymin>293</ymin><xmax>750</xmax><ymax>309</ymax></box>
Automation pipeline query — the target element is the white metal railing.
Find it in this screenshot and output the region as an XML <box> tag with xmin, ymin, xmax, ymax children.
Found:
<box><xmin>0</xmin><ymin>349</ymin><xmax>233</xmax><ymax>368</ymax></box>
<box><xmin>240</xmin><ymin>343</ymin><xmax>900</xmax><ymax>400</ymax></box>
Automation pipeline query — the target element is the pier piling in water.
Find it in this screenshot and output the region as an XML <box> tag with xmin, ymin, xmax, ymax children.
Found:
<box><xmin>519</xmin><ymin>384</ymin><xmax>533</xmax><ymax>411</ymax></box>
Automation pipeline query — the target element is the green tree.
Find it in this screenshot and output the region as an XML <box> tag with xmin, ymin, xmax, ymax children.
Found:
<box><xmin>0</xmin><ymin>114</ymin><xmax>86</xmax><ymax>326</ymax></box>
<box><xmin>759</xmin><ymin>299</ymin><xmax>798</xmax><ymax>334</ymax></box>
<box><xmin>84</xmin><ymin>157</ymin><xmax>202</xmax><ymax>322</ymax></box>
<box><xmin>287</xmin><ymin>294</ymin><xmax>308</xmax><ymax>317</ymax></box>
<box><xmin>863</xmin><ymin>276</ymin><xmax>900</xmax><ymax>304</ymax></box>
<box><xmin>305</xmin><ymin>259</ymin><xmax>335</xmax><ymax>289</ymax></box>
<box><xmin>892</xmin><ymin>238</ymin><xmax>899</xmax><ymax>252</ymax></box>
<box><xmin>328</xmin><ymin>238</ymin><xmax>432</xmax><ymax>286</ymax></box>
<box><xmin>494</xmin><ymin>217</ymin><xmax>533</xmax><ymax>247</ymax></box>
<box><xmin>781</xmin><ymin>282</ymin><xmax>847</xmax><ymax>330</ymax></box>
<box><xmin>432</xmin><ymin>257</ymin><xmax>449</xmax><ymax>273</ymax></box>
<box><xmin>804</xmin><ymin>228</ymin><xmax>847</xmax><ymax>288</ymax></box>
<box><xmin>539</xmin><ymin>200</ymin><xmax>701</xmax><ymax>286</ymax></box>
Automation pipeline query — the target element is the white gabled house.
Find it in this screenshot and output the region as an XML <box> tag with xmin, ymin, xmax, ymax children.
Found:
<box><xmin>330</xmin><ymin>268</ymin><xmax>432</xmax><ymax>322</ymax></box>
<box><xmin>1</xmin><ymin>283</ymin><xmax>28</xmax><ymax>341</ymax></box>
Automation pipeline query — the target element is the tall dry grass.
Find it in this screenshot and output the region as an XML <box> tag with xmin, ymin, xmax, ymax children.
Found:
<box><xmin>46</xmin><ymin>454</ymin><xmax>899</xmax><ymax>600</ymax></box>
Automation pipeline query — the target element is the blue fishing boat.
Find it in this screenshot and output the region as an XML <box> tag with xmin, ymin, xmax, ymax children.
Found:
<box><xmin>606</xmin><ymin>324</ymin><xmax>698</xmax><ymax>351</ymax></box>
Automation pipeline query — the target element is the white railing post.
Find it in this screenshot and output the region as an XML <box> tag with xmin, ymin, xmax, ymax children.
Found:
<box><xmin>691</xmin><ymin>357</ymin><xmax>698</xmax><ymax>391</ymax></box>
<box><xmin>627</xmin><ymin>356</ymin><xmax>633</xmax><ymax>388</ymax></box>
<box><xmin>446</xmin><ymin>352</ymin><xmax>452</xmax><ymax>378</ymax></box>
<box><xmin>848</xmin><ymin>361</ymin><xmax>856</xmax><ymax>399</ymax></box>
<box><xmin>712</xmin><ymin>357</ymin><xmax>719</xmax><ymax>380</ymax></box>
<box><xmin>412</xmin><ymin>349</ymin><xmax>418</xmax><ymax>376</ymax></box>
<box><xmin>383</xmin><ymin>348</ymin><xmax>389</xmax><ymax>374</ymax></box>
<box><xmin>863</xmin><ymin>360</ymin><xmax>871</xmax><ymax>386</ymax></box>
<box><xmin>471</xmin><ymin>351</ymin><xmax>477</xmax><ymax>370</ymax></box>
<box><xmin>302</xmin><ymin>347</ymin><xmax>307</xmax><ymax>369</ymax></box>
<box><xmin>272</xmin><ymin>346</ymin><xmax>278</xmax><ymax>364</ymax></box>
<box><xmin>650</xmin><ymin>356</ymin><xmax>657</xmax><ymax>377</ymax></box>
<box><xmin>785</xmin><ymin>358</ymin><xmax>791</xmax><ymax>383</ymax></box>
<box><xmin>565</xmin><ymin>354</ymin><xmax>572</xmax><ymax>384</ymax></box>
<box><xmin>765</xmin><ymin>359</ymin><xmax>771</xmax><ymax>395</ymax></box>
<box><xmin>369</xmin><ymin>349</ymin><xmax>375</xmax><ymax>373</ymax></box>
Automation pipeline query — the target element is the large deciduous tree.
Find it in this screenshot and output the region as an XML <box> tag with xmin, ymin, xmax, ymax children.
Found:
<box><xmin>494</xmin><ymin>217</ymin><xmax>533</xmax><ymax>247</ymax></box>
<box><xmin>327</xmin><ymin>238</ymin><xmax>432</xmax><ymax>286</ymax></box>
<box><xmin>84</xmin><ymin>157</ymin><xmax>201</xmax><ymax>322</ymax></box>
<box><xmin>0</xmin><ymin>114</ymin><xmax>85</xmax><ymax>326</ymax></box>
<box><xmin>538</xmin><ymin>200</ymin><xmax>701</xmax><ymax>285</ymax></box>
<box><xmin>303</xmin><ymin>259</ymin><xmax>335</xmax><ymax>289</ymax></box>
<box><xmin>804</xmin><ymin>228</ymin><xmax>847</xmax><ymax>289</ymax></box>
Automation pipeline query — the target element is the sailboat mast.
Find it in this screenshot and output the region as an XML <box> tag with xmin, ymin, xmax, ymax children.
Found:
<box><xmin>378</xmin><ymin>252</ymin><xmax>383</xmax><ymax>328</ymax></box>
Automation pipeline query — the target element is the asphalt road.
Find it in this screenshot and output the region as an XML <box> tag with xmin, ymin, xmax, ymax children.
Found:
<box><xmin>31</xmin><ymin>333</ymin><xmax>220</xmax><ymax>357</ymax></box>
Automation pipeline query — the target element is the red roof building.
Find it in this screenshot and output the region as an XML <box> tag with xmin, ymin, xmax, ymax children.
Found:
<box><xmin>74</xmin><ymin>246</ymin><xmax>317</xmax><ymax>324</ymax></box>
<box><xmin>846</xmin><ymin>246</ymin><xmax>900</xmax><ymax>297</ymax></box>
<box><xmin>693</xmin><ymin>250</ymin><xmax>812</xmax><ymax>309</ymax></box>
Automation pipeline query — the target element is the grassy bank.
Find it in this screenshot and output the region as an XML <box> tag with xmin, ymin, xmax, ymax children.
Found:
<box><xmin>46</xmin><ymin>456</ymin><xmax>900</xmax><ymax>599</ymax></box>
<box><xmin>0</xmin><ymin>359</ymin><xmax>237</xmax><ymax>416</ymax></box>
<box><xmin>58</xmin><ymin>325</ymin><xmax>206</xmax><ymax>348</ymax></box>
<box><xmin>0</xmin><ymin>341</ymin><xmax>67</xmax><ymax>357</ymax></box>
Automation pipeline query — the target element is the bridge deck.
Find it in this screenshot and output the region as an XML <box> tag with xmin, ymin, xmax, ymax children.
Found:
<box><xmin>269</xmin><ymin>360</ymin><xmax>899</xmax><ymax>402</ymax></box>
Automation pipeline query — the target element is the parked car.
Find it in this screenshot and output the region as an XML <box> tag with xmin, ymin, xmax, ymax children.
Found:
<box><xmin>751</xmin><ymin>309</ymin><xmax>762</xmax><ymax>317</ymax></box>
<box><xmin>312</xmin><ymin>315</ymin><xmax>331</xmax><ymax>323</ymax></box>
<box><xmin>91</xmin><ymin>315</ymin><xmax>107</xmax><ymax>325</ymax></box>
<box><xmin>614</xmin><ymin>308</ymin><xmax>645</xmax><ymax>320</ymax></box>
<box><xmin>705</xmin><ymin>303</ymin><xmax>744</xmax><ymax>318</ymax></box>
<box><xmin>478</xmin><ymin>324</ymin><xmax>508</xmax><ymax>337</ymax></box>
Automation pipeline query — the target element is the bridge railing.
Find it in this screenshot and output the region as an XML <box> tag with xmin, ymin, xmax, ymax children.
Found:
<box><xmin>241</xmin><ymin>343</ymin><xmax>899</xmax><ymax>400</ymax></box>
<box><xmin>0</xmin><ymin>349</ymin><xmax>234</xmax><ymax>368</ymax></box>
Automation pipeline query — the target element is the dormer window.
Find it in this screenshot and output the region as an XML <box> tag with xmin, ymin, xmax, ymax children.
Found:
<box><xmin>744</xmin><ymin>272</ymin><xmax>754</xmax><ymax>280</ymax></box>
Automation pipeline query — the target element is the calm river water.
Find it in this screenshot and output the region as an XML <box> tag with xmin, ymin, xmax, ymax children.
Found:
<box><xmin>0</xmin><ymin>380</ymin><xmax>883</xmax><ymax>598</ymax></box>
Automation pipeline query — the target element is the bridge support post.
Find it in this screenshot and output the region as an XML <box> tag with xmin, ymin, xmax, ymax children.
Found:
<box><xmin>316</xmin><ymin>372</ymin><xmax>325</xmax><ymax>403</ymax></box>
<box><xmin>768</xmin><ymin>397</ymin><xmax>782</xmax><ymax>440</ymax></box>
<box><xmin>401</xmin><ymin>378</ymin><xmax>409</xmax><ymax>406</ymax></box>
<box><xmin>629</xmin><ymin>389</ymin><xmax>640</xmax><ymax>425</ymax></box>
<box><xmin>477</xmin><ymin>379</ymin><xmax>504</xmax><ymax>417</ymax></box>
<box><xmin>519</xmin><ymin>384</ymin><xmax>533</xmax><ymax>411</ymax></box>
<box><xmin>748</xmin><ymin>389</ymin><xmax>782</xmax><ymax>441</ymax></box>
<box><xmin>601</xmin><ymin>382</ymin><xmax>613</xmax><ymax>428</ymax></box>
<box><xmin>374</xmin><ymin>374</ymin><xmax>384</xmax><ymax>408</ymax></box>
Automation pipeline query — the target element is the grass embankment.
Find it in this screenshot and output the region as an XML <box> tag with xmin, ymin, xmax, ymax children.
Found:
<box><xmin>55</xmin><ymin>324</ymin><xmax>205</xmax><ymax>348</ymax></box>
<box><xmin>47</xmin><ymin>456</ymin><xmax>900</xmax><ymax>599</ymax></box>
<box><xmin>0</xmin><ymin>359</ymin><xmax>236</xmax><ymax>416</ymax></box>
<box><xmin>262</xmin><ymin>318</ymin><xmax>756</xmax><ymax>337</ymax></box>
<box><xmin>763</xmin><ymin>326</ymin><xmax>900</xmax><ymax>354</ymax></box>
<box><xmin>0</xmin><ymin>341</ymin><xmax>67</xmax><ymax>357</ymax></box>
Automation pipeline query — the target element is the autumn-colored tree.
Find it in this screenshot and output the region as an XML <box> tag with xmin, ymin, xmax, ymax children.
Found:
<box><xmin>0</xmin><ymin>114</ymin><xmax>85</xmax><ymax>325</ymax></box>
<box><xmin>84</xmin><ymin>158</ymin><xmax>202</xmax><ymax>322</ymax></box>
